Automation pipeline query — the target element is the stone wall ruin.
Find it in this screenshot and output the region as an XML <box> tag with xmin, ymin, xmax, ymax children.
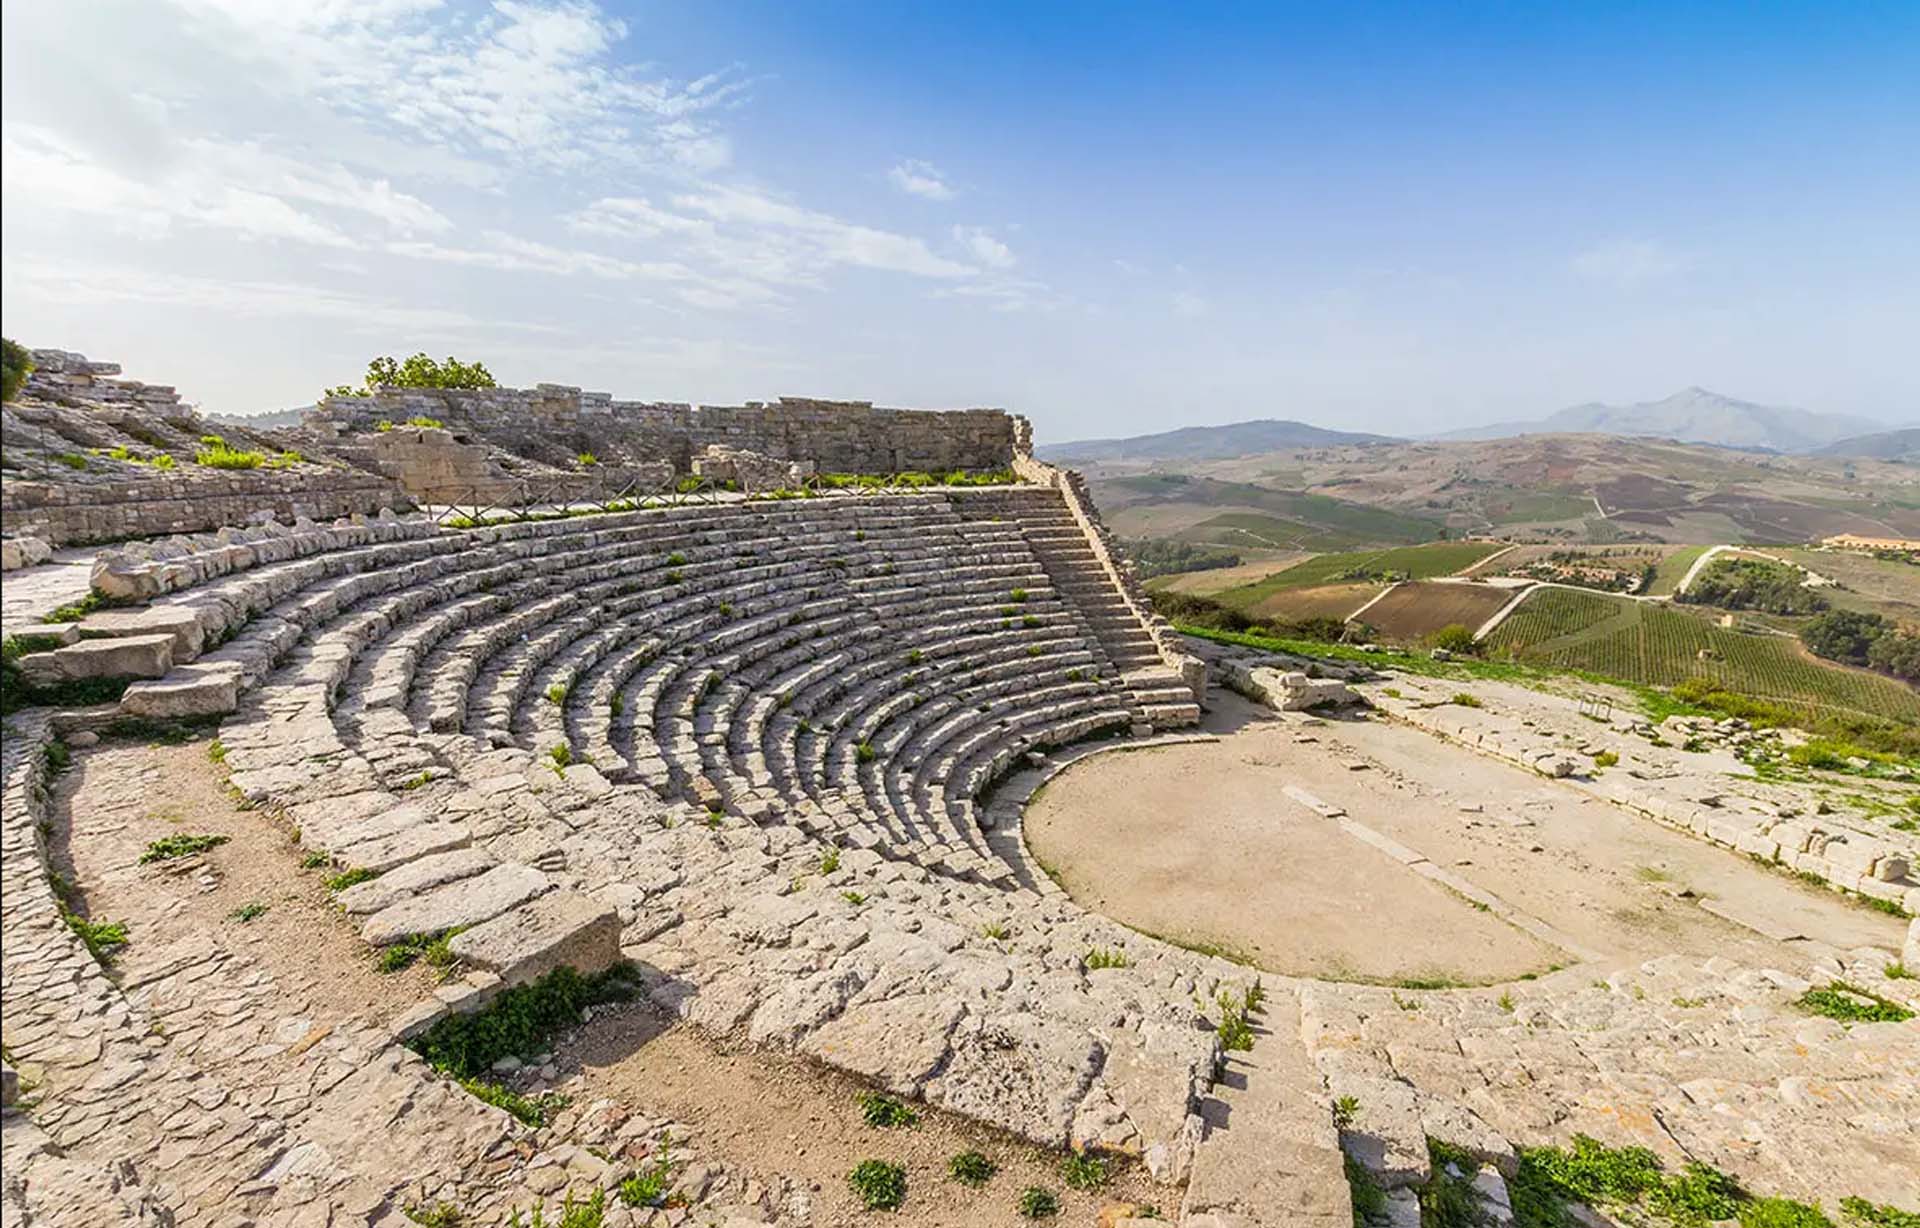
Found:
<box><xmin>307</xmin><ymin>385</ymin><xmax>1024</xmax><ymax>476</ymax></box>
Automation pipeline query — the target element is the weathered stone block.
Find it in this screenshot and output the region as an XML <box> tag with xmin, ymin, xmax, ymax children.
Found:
<box><xmin>118</xmin><ymin>668</ymin><xmax>240</xmax><ymax>718</ymax></box>
<box><xmin>73</xmin><ymin>607</ymin><xmax>206</xmax><ymax>660</ymax></box>
<box><xmin>362</xmin><ymin>863</ymin><xmax>549</xmax><ymax>946</ymax></box>
<box><xmin>447</xmin><ymin>890</ymin><xmax>622</xmax><ymax>988</ymax></box>
<box><xmin>19</xmin><ymin>633</ymin><xmax>174</xmax><ymax>684</ymax></box>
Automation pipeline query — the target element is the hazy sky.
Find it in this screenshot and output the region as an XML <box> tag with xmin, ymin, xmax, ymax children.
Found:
<box><xmin>3</xmin><ymin>2</ymin><xmax>1916</xmax><ymax>440</ymax></box>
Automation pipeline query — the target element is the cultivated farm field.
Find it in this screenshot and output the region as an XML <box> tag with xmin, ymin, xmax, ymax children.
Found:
<box><xmin>1353</xmin><ymin>581</ymin><xmax>1514</xmax><ymax>642</ymax></box>
<box><xmin>1486</xmin><ymin>587</ymin><xmax>1920</xmax><ymax>721</ymax></box>
<box><xmin>1213</xmin><ymin>541</ymin><xmax>1508</xmax><ymax>609</ymax></box>
<box><xmin>1776</xmin><ymin>548</ymin><xmax>1920</xmax><ymax>626</ymax></box>
<box><xmin>1242</xmin><ymin>582</ymin><xmax>1381</xmax><ymax>623</ymax></box>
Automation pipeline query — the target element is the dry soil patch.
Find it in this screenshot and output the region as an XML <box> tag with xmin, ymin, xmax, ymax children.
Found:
<box><xmin>563</xmin><ymin>1011</ymin><xmax>1170</xmax><ymax>1228</ymax></box>
<box><xmin>1023</xmin><ymin>739</ymin><xmax>1564</xmax><ymax>983</ymax></box>
<box><xmin>50</xmin><ymin>733</ymin><xmax>438</xmax><ymax>1024</ymax></box>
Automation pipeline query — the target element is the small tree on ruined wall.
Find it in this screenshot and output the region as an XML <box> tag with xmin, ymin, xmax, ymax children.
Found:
<box><xmin>1</xmin><ymin>338</ymin><xmax>34</xmax><ymax>402</ymax></box>
<box><xmin>324</xmin><ymin>353</ymin><xmax>497</xmax><ymax>399</ymax></box>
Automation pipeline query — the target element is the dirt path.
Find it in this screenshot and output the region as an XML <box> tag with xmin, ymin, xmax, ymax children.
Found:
<box><xmin>51</xmin><ymin>733</ymin><xmax>439</xmax><ymax>1024</ymax></box>
<box><xmin>564</xmin><ymin>1013</ymin><xmax>1169</xmax><ymax>1228</ymax></box>
<box><xmin>48</xmin><ymin>732</ymin><xmax>1179</xmax><ymax>1226</ymax></box>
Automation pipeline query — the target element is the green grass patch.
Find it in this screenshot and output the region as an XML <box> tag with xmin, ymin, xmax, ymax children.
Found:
<box><xmin>617</xmin><ymin>1147</ymin><xmax>678</xmax><ymax>1207</ymax></box>
<box><xmin>409</xmin><ymin>963</ymin><xmax>639</xmax><ymax>1079</ymax></box>
<box><xmin>948</xmin><ymin>1151</ymin><xmax>996</xmax><ymax>1188</ymax></box>
<box><xmin>1016</xmin><ymin>1186</ymin><xmax>1060</xmax><ymax>1219</ymax></box>
<box><xmin>324</xmin><ymin>866</ymin><xmax>380</xmax><ymax>892</ymax></box>
<box><xmin>849</xmin><ymin>1159</ymin><xmax>907</xmax><ymax>1211</ymax></box>
<box><xmin>378</xmin><ymin>927</ymin><xmax>467</xmax><ymax>974</ymax></box>
<box><xmin>858</xmin><ymin>1091</ymin><xmax>919</xmax><ymax>1129</ymax></box>
<box><xmin>1840</xmin><ymin>1197</ymin><xmax>1920</xmax><ymax>1228</ymax></box>
<box><xmin>195</xmin><ymin>443</ymin><xmax>266</xmax><ymax>469</ymax></box>
<box><xmin>138</xmin><ymin>833</ymin><xmax>230</xmax><ymax>863</ymax></box>
<box><xmin>64</xmin><ymin>912</ymin><xmax>129</xmax><ymax>963</ymax></box>
<box><xmin>1060</xmin><ymin>1153</ymin><xmax>1109</xmax><ymax>1191</ymax></box>
<box><xmin>42</xmin><ymin>592</ymin><xmax>107</xmax><ymax>623</ymax></box>
<box><xmin>1795</xmin><ymin>981</ymin><xmax>1913</xmax><ymax>1024</ymax></box>
<box><xmin>1506</xmin><ymin>1132</ymin><xmax>1865</xmax><ymax>1228</ymax></box>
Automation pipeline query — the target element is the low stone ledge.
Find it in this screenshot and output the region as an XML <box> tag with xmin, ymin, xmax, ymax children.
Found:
<box><xmin>447</xmin><ymin>892</ymin><xmax>623</xmax><ymax>989</ymax></box>
<box><xmin>17</xmin><ymin>632</ymin><xmax>174</xmax><ymax>685</ymax></box>
<box><xmin>119</xmin><ymin>666</ymin><xmax>242</xmax><ymax>719</ymax></box>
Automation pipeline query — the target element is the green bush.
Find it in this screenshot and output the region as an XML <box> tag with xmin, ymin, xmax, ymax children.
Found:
<box><xmin>1680</xmin><ymin>557</ymin><xmax>1827</xmax><ymax>615</ymax></box>
<box><xmin>858</xmin><ymin>1092</ymin><xmax>918</xmax><ymax>1129</ymax></box>
<box><xmin>409</xmin><ymin>964</ymin><xmax>638</xmax><ymax>1078</ymax></box>
<box><xmin>848</xmin><ymin>1160</ymin><xmax>907</xmax><ymax>1211</ymax></box>
<box><xmin>1016</xmin><ymin>1187</ymin><xmax>1059</xmax><ymax>1219</ymax></box>
<box><xmin>1801</xmin><ymin>610</ymin><xmax>1892</xmax><ymax>668</ymax></box>
<box><xmin>1</xmin><ymin>338</ymin><xmax>33</xmax><ymax>402</ymax></box>
<box><xmin>326</xmin><ymin>353</ymin><xmax>497</xmax><ymax>400</ymax></box>
<box><xmin>65</xmin><ymin>911</ymin><xmax>129</xmax><ymax>962</ymax></box>
<box><xmin>1738</xmin><ymin>1198</ymin><xmax>1834</xmax><ymax>1228</ymax></box>
<box><xmin>1060</xmin><ymin>1153</ymin><xmax>1108</xmax><ymax>1190</ymax></box>
<box><xmin>1429</xmin><ymin>623</ymin><xmax>1480</xmax><ymax>656</ymax></box>
<box><xmin>1840</xmin><ymin>1197</ymin><xmax>1920</xmax><ymax>1228</ymax></box>
<box><xmin>196</xmin><ymin>443</ymin><xmax>265</xmax><ymax>469</ymax></box>
<box><xmin>324</xmin><ymin>866</ymin><xmax>380</xmax><ymax>891</ymax></box>
<box><xmin>947</xmin><ymin>1151</ymin><xmax>996</xmax><ymax>1187</ymax></box>
<box><xmin>617</xmin><ymin>1149</ymin><xmax>676</xmax><ymax>1207</ymax></box>
<box><xmin>1122</xmin><ymin>537</ymin><xmax>1242</xmax><ymax>580</ymax></box>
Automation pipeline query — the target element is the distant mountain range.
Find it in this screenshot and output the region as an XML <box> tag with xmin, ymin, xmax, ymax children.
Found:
<box><xmin>1045</xmin><ymin>418</ymin><xmax>1394</xmax><ymax>462</ymax></box>
<box><xmin>206</xmin><ymin>405</ymin><xmax>310</xmax><ymax>429</ymax></box>
<box><xmin>1807</xmin><ymin>427</ymin><xmax>1920</xmax><ymax>462</ymax></box>
<box><xmin>1438</xmin><ymin>387</ymin><xmax>1891</xmax><ymax>453</ymax></box>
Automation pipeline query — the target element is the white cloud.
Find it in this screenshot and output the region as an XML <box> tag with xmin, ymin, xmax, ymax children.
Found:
<box><xmin>4</xmin><ymin>257</ymin><xmax>537</xmax><ymax>334</ymax></box>
<box><xmin>0</xmin><ymin>0</ymin><xmax>1057</xmax><ymax>412</ymax></box>
<box><xmin>1</xmin><ymin>126</ymin><xmax>361</xmax><ymax>247</ymax></box>
<box><xmin>953</xmin><ymin>226</ymin><xmax>1015</xmax><ymax>270</ymax></box>
<box><xmin>937</xmin><ymin>275</ymin><xmax>1062</xmax><ymax>313</ymax></box>
<box><xmin>888</xmin><ymin>159</ymin><xmax>954</xmax><ymax>201</ymax></box>
<box><xmin>169</xmin><ymin>0</ymin><xmax>747</xmax><ymax>173</ymax></box>
<box><xmin>390</xmin><ymin>228</ymin><xmax>786</xmax><ymax>311</ymax></box>
<box><xmin>559</xmin><ymin>184</ymin><xmax>982</xmax><ymax>296</ymax></box>
<box><xmin>1571</xmin><ymin>239</ymin><xmax>1689</xmax><ymax>287</ymax></box>
<box><xmin>1172</xmin><ymin>289</ymin><xmax>1208</xmax><ymax>317</ymax></box>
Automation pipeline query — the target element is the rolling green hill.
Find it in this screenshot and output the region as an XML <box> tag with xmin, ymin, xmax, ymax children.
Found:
<box><xmin>1095</xmin><ymin>473</ymin><xmax>1444</xmax><ymax>551</ymax></box>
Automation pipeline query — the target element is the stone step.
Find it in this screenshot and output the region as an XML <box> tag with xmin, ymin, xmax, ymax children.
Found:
<box><xmin>447</xmin><ymin>890</ymin><xmax>623</xmax><ymax>989</ymax></box>
<box><xmin>361</xmin><ymin>862</ymin><xmax>550</xmax><ymax>946</ymax></box>
<box><xmin>1182</xmin><ymin>992</ymin><xmax>1351</xmax><ymax>1228</ymax></box>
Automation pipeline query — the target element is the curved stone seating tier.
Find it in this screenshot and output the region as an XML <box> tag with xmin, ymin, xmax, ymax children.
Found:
<box><xmin>118</xmin><ymin>490</ymin><xmax>1197</xmax><ymax>888</ymax></box>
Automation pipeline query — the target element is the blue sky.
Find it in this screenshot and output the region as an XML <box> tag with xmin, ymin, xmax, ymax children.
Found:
<box><xmin>3</xmin><ymin>2</ymin><xmax>1915</xmax><ymax>439</ymax></box>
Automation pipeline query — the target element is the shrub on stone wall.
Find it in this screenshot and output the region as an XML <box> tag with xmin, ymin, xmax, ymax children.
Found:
<box><xmin>195</xmin><ymin>442</ymin><xmax>266</xmax><ymax>469</ymax></box>
<box><xmin>1</xmin><ymin>338</ymin><xmax>32</xmax><ymax>402</ymax></box>
<box><xmin>325</xmin><ymin>352</ymin><xmax>497</xmax><ymax>399</ymax></box>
